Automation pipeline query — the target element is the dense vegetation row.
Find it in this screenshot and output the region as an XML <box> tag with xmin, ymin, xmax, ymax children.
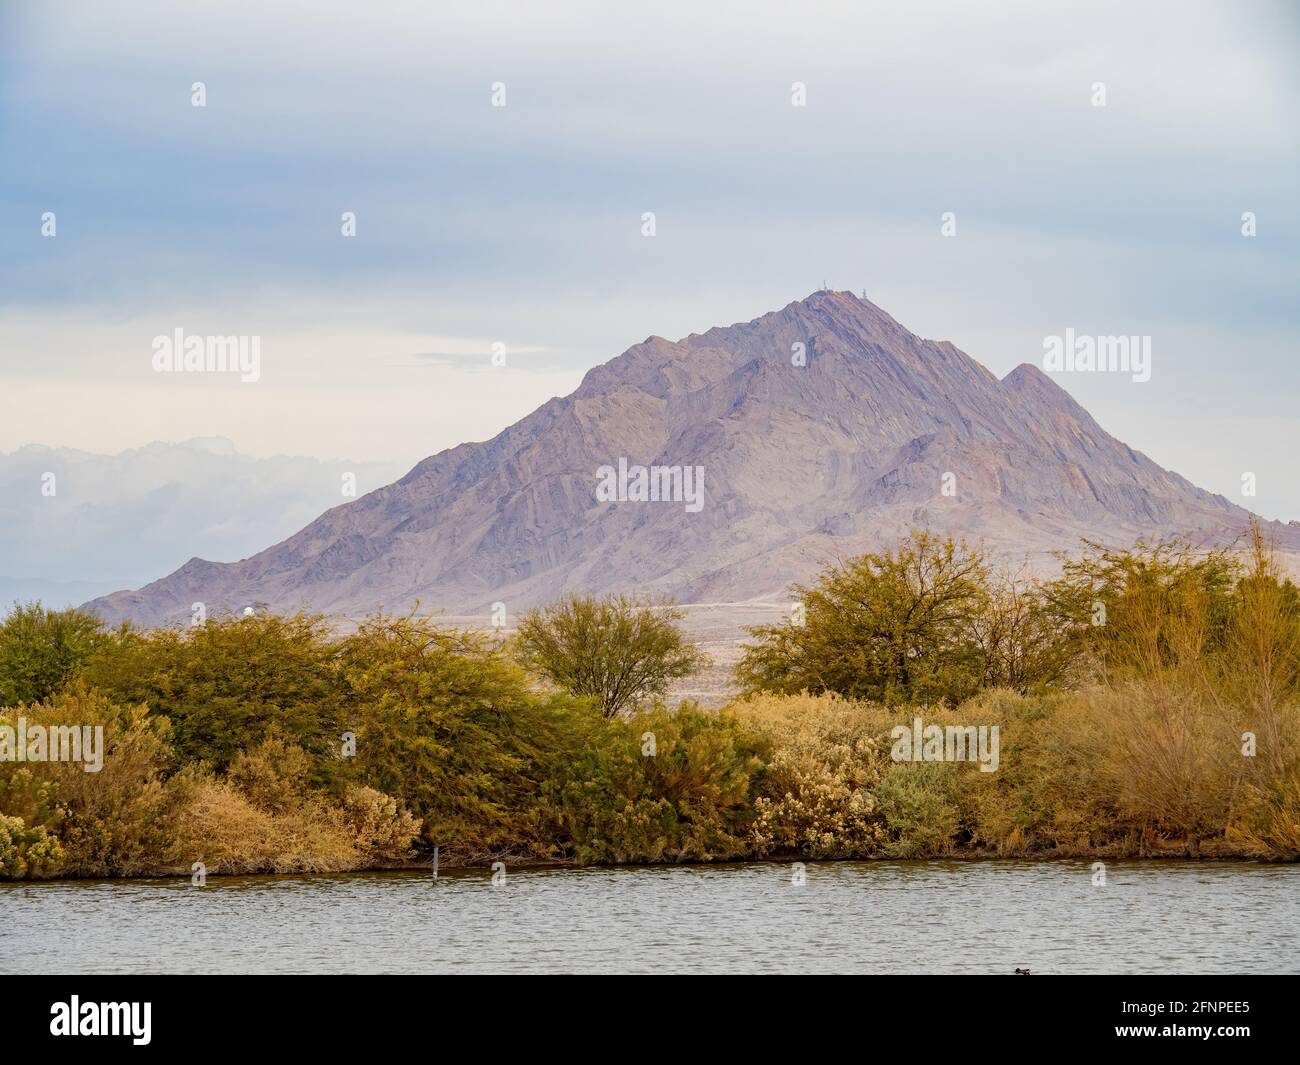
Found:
<box><xmin>1</xmin><ymin>521</ymin><xmax>1297</xmax><ymax>878</ymax></box>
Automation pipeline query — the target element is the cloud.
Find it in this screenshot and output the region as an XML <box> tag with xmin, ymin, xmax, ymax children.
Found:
<box><xmin>0</xmin><ymin>438</ymin><xmax>409</xmax><ymax>585</ymax></box>
<box><xmin>0</xmin><ymin>0</ymin><xmax>1295</xmax><ymax>518</ymax></box>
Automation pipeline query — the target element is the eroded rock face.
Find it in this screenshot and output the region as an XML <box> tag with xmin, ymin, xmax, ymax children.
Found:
<box><xmin>85</xmin><ymin>291</ymin><xmax>1273</xmax><ymax>626</ymax></box>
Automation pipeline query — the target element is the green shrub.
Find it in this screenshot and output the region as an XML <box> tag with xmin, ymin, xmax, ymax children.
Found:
<box><xmin>875</xmin><ymin>763</ymin><xmax>962</xmax><ymax>857</ymax></box>
<box><xmin>544</xmin><ymin>704</ymin><xmax>765</xmax><ymax>864</ymax></box>
<box><xmin>83</xmin><ymin>613</ymin><xmax>344</xmax><ymax>771</ymax></box>
<box><xmin>0</xmin><ymin>603</ymin><xmax>107</xmax><ymax>707</ymax></box>
<box><xmin>338</xmin><ymin>614</ymin><xmax>597</xmax><ymax>859</ymax></box>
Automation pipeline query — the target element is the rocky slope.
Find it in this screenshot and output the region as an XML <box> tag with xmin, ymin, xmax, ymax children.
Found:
<box><xmin>85</xmin><ymin>291</ymin><xmax>1272</xmax><ymax>626</ymax></box>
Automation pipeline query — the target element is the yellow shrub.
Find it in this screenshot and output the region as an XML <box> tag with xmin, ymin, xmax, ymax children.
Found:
<box><xmin>0</xmin><ymin>687</ymin><xmax>186</xmax><ymax>877</ymax></box>
<box><xmin>171</xmin><ymin>774</ymin><xmax>360</xmax><ymax>875</ymax></box>
<box><xmin>0</xmin><ymin>812</ymin><xmax>64</xmax><ymax>877</ymax></box>
<box><xmin>340</xmin><ymin>785</ymin><xmax>421</xmax><ymax>863</ymax></box>
<box><xmin>731</xmin><ymin>692</ymin><xmax>887</xmax><ymax>858</ymax></box>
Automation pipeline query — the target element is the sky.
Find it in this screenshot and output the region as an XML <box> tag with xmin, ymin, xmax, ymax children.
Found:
<box><xmin>1</xmin><ymin>0</ymin><xmax>1298</xmax><ymax>519</ymax></box>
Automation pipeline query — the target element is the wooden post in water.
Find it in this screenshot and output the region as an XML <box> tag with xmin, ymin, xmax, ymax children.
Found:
<box><xmin>432</xmin><ymin>845</ymin><xmax>439</xmax><ymax>880</ymax></box>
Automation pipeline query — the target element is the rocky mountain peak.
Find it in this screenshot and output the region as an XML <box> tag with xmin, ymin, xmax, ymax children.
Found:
<box><xmin>83</xmin><ymin>293</ymin><xmax>1274</xmax><ymax>627</ymax></box>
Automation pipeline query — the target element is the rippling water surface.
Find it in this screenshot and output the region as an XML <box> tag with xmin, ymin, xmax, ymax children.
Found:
<box><xmin>3</xmin><ymin>860</ymin><xmax>1297</xmax><ymax>974</ymax></box>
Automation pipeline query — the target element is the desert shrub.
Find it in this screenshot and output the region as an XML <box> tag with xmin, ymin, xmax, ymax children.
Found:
<box><xmin>1043</xmin><ymin>536</ymin><xmax>1240</xmax><ymax>682</ymax></box>
<box><xmin>226</xmin><ymin>729</ymin><xmax>315</xmax><ymax>815</ymax></box>
<box><xmin>544</xmin><ymin>703</ymin><xmax>765</xmax><ymax>864</ymax></box>
<box><xmin>731</xmin><ymin>691</ymin><xmax>886</xmax><ymax>858</ymax></box>
<box><xmin>170</xmin><ymin>730</ymin><xmax>421</xmax><ymax>875</ymax></box>
<box><xmin>0</xmin><ymin>764</ymin><xmax>64</xmax><ymax>847</ymax></box>
<box><xmin>340</xmin><ymin>785</ymin><xmax>421</xmax><ymax>863</ymax></box>
<box><xmin>1047</xmin><ymin>526</ymin><xmax>1299</xmax><ymax>856</ymax></box>
<box><xmin>514</xmin><ymin>594</ymin><xmax>708</xmax><ymax>717</ymax></box>
<box><xmin>82</xmin><ymin>612</ymin><xmax>344</xmax><ymax>771</ymax></box>
<box><xmin>1216</xmin><ymin>522</ymin><xmax>1300</xmax><ymax>779</ymax></box>
<box><xmin>171</xmin><ymin>773</ymin><xmax>360</xmax><ymax>875</ymax></box>
<box><xmin>1083</xmin><ymin>683</ymin><xmax>1235</xmax><ymax>854</ymax></box>
<box><xmin>171</xmin><ymin>759</ymin><xmax>420</xmax><ymax>875</ymax></box>
<box><xmin>0</xmin><ymin>603</ymin><xmax>107</xmax><ymax>707</ymax></box>
<box><xmin>0</xmin><ymin>686</ymin><xmax>417</xmax><ymax>878</ymax></box>
<box><xmin>0</xmin><ymin>813</ymin><xmax>64</xmax><ymax>878</ymax></box>
<box><xmin>1228</xmin><ymin>779</ymin><xmax>1300</xmax><ymax>858</ymax></box>
<box><xmin>0</xmin><ymin>686</ymin><xmax>188</xmax><ymax>877</ymax></box>
<box><xmin>955</xmin><ymin>690</ymin><xmax>1118</xmax><ymax>854</ymax></box>
<box><xmin>874</xmin><ymin>762</ymin><xmax>962</xmax><ymax>857</ymax></box>
<box><xmin>1212</xmin><ymin>525</ymin><xmax>1300</xmax><ymax>856</ymax></box>
<box><xmin>337</xmin><ymin>613</ymin><xmax>596</xmax><ymax>859</ymax></box>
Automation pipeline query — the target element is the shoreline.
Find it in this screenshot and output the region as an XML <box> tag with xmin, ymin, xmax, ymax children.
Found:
<box><xmin>6</xmin><ymin>848</ymin><xmax>1294</xmax><ymax>886</ymax></box>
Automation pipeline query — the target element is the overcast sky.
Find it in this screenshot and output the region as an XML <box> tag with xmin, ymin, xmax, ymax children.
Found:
<box><xmin>2</xmin><ymin>0</ymin><xmax>1297</xmax><ymax>518</ymax></box>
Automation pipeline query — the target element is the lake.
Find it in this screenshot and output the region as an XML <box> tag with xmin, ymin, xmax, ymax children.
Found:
<box><xmin>3</xmin><ymin>860</ymin><xmax>1297</xmax><ymax>974</ymax></box>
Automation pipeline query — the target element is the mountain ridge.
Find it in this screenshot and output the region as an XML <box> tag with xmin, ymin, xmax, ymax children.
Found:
<box><xmin>84</xmin><ymin>291</ymin><xmax>1280</xmax><ymax>626</ymax></box>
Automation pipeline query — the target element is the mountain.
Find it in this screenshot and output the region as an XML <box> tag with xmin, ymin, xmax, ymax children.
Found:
<box><xmin>1</xmin><ymin>439</ymin><xmax>404</xmax><ymax>612</ymax></box>
<box><xmin>84</xmin><ymin>292</ymin><xmax>1278</xmax><ymax>627</ymax></box>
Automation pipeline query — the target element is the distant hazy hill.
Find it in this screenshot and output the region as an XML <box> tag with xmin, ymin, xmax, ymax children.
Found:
<box><xmin>85</xmin><ymin>292</ymin><xmax>1288</xmax><ymax>626</ymax></box>
<box><xmin>0</xmin><ymin>439</ymin><xmax>404</xmax><ymax>611</ymax></box>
